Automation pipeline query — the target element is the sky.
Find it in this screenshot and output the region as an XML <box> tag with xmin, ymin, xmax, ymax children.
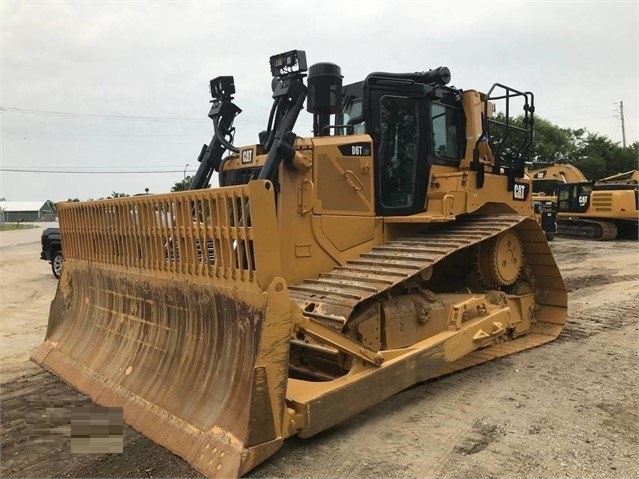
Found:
<box><xmin>1</xmin><ymin>0</ymin><xmax>638</xmax><ymax>202</ymax></box>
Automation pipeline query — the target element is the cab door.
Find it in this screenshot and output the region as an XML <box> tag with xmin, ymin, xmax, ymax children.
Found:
<box><xmin>365</xmin><ymin>79</ymin><xmax>428</xmax><ymax>216</ymax></box>
<box><xmin>557</xmin><ymin>182</ymin><xmax>592</xmax><ymax>213</ymax></box>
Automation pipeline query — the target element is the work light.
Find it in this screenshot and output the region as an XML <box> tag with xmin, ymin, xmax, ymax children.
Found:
<box><xmin>269</xmin><ymin>50</ymin><xmax>307</xmax><ymax>78</ymax></box>
<box><xmin>209</xmin><ymin>76</ymin><xmax>235</xmax><ymax>100</ymax></box>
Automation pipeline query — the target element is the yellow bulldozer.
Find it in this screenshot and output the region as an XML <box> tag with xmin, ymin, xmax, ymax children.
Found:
<box><xmin>32</xmin><ymin>50</ymin><xmax>566</xmax><ymax>477</ymax></box>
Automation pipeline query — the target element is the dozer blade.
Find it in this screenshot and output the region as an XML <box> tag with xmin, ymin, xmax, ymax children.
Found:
<box><xmin>31</xmin><ymin>181</ymin><xmax>294</xmax><ymax>478</ymax></box>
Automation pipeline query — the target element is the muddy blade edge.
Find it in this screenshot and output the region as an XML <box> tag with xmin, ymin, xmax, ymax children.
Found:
<box><xmin>31</xmin><ymin>262</ymin><xmax>293</xmax><ymax>478</ymax></box>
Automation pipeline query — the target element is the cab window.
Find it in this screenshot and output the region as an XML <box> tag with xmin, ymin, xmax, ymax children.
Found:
<box><xmin>378</xmin><ymin>95</ymin><xmax>419</xmax><ymax>208</ymax></box>
<box><xmin>533</xmin><ymin>180</ymin><xmax>562</xmax><ymax>196</ymax></box>
<box><xmin>431</xmin><ymin>102</ymin><xmax>460</xmax><ymax>159</ymax></box>
<box><xmin>342</xmin><ymin>98</ymin><xmax>365</xmax><ymax>134</ymax></box>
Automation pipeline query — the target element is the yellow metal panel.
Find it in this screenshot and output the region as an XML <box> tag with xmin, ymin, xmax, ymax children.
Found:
<box><xmin>312</xmin><ymin>135</ymin><xmax>374</xmax><ymax>216</ymax></box>
<box><xmin>319</xmin><ymin>215</ymin><xmax>376</xmax><ymax>252</ymax></box>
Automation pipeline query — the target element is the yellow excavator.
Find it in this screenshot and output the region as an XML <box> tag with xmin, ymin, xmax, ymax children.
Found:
<box><xmin>32</xmin><ymin>50</ymin><xmax>566</xmax><ymax>477</ymax></box>
<box><xmin>526</xmin><ymin>163</ymin><xmax>638</xmax><ymax>240</ymax></box>
<box><xmin>524</xmin><ymin>163</ymin><xmax>585</xmax><ymax>241</ymax></box>
<box><xmin>555</xmin><ymin>170</ymin><xmax>639</xmax><ymax>239</ymax></box>
<box><xmin>597</xmin><ymin>170</ymin><xmax>639</xmax><ymax>186</ymax></box>
<box><xmin>526</xmin><ymin>162</ymin><xmax>588</xmax><ymax>203</ymax></box>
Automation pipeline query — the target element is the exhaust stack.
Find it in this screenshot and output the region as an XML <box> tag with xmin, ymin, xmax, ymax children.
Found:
<box><xmin>307</xmin><ymin>62</ymin><xmax>343</xmax><ymax>136</ymax></box>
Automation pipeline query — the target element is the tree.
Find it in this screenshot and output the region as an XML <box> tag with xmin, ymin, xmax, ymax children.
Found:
<box><xmin>491</xmin><ymin>112</ymin><xmax>638</xmax><ymax>181</ymax></box>
<box><xmin>67</xmin><ymin>198</ymin><xmax>80</xmax><ymax>202</ymax></box>
<box><xmin>490</xmin><ymin>114</ymin><xmax>578</xmax><ymax>165</ymax></box>
<box><xmin>569</xmin><ymin>133</ymin><xmax>637</xmax><ymax>180</ymax></box>
<box><xmin>109</xmin><ymin>191</ymin><xmax>130</xmax><ymax>198</ymax></box>
<box><xmin>527</xmin><ymin>118</ymin><xmax>579</xmax><ymax>164</ymax></box>
<box><xmin>171</xmin><ymin>176</ymin><xmax>194</xmax><ymax>192</ymax></box>
<box><xmin>45</xmin><ymin>200</ymin><xmax>57</xmax><ymax>213</ymax></box>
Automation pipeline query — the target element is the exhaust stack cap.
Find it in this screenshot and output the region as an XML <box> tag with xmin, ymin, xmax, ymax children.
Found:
<box><xmin>307</xmin><ymin>62</ymin><xmax>343</xmax><ymax>115</ymax></box>
<box><xmin>423</xmin><ymin>66</ymin><xmax>451</xmax><ymax>85</ymax></box>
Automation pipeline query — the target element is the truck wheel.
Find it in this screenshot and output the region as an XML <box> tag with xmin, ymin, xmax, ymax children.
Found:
<box><xmin>52</xmin><ymin>251</ymin><xmax>63</xmax><ymax>279</ymax></box>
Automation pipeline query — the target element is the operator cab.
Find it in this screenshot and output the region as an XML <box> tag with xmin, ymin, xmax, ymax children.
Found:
<box><xmin>556</xmin><ymin>182</ymin><xmax>593</xmax><ymax>213</ymax></box>
<box><xmin>337</xmin><ymin>70</ymin><xmax>465</xmax><ymax>216</ymax></box>
<box><xmin>194</xmin><ymin>50</ymin><xmax>533</xmax><ymax>220</ymax></box>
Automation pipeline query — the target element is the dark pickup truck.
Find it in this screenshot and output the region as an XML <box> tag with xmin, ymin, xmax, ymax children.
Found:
<box><xmin>41</xmin><ymin>227</ymin><xmax>63</xmax><ymax>278</ymax></box>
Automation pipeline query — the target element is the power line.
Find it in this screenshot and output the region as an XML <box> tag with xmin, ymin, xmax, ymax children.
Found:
<box><xmin>0</xmin><ymin>106</ymin><xmax>269</xmax><ymax>125</ymax></box>
<box><xmin>550</xmin><ymin>116</ymin><xmax>619</xmax><ymax>123</ymax></box>
<box><xmin>3</xmin><ymin>164</ymin><xmax>193</xmax><ymax>169</ymax></box>
<box><xmin>2</xmin><ymin>129</ymin><xmax>205</xmax><ymax>138</ymax></box>
<box><xmin>544</xmin><ymin>103</ymin><xmax>615</xmax><ymax>113</ymax></box>
<box><xmin>0</xmin><ymin>168</ymin><xmax>198</xmax><ymax>174</ymax></box>
<box><xmin>547</xmin><ymin>109</ymin><xmax>615</xmax><ymax>120</ymax></box>
<box><xmin>0</xmin><ymin>106</ymin><xmax>203</xmax><ymax>122</ymax></box>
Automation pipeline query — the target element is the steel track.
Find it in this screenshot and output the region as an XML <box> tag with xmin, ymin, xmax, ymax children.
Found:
<box><xmin>557</xmin><ymin>218</ymin><xmax>618</xmax><ymax>240</ymax></box>
<box><xmin>288</xmin><ymin>214</ymin><xmax>567</xmax><ymax>378</ymax></box>
<box><xmin>290</xmin><ymin>214</ymin><xmax>523</xmax><ymax>326</ymax></box>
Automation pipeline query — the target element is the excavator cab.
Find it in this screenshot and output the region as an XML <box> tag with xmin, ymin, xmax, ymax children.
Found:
<box><xmin>554</xmin><ymin>177</ymin><xmax>638</xmax><ymax>239</ymax></box>
<box><xmin>556</xmin><ymin>181</ymin><xmax>593</xmax><ymax>213</ymax></box>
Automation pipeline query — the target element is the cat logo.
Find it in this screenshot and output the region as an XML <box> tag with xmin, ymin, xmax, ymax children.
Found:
<box><xmin>535</xmin><ymin>171</ymin><xmax>546</xmax><ymax>178</ymax></box>
<box><xmin>513</xmin><ymin>182</ymin><xmax>529</xmax><ymax>201</ymax></box>
<box><xmin>241</xmin><ymin>149</ymin><xmax>254</xmax><ymax>164</ymax></box>
<box><xmin>578</xmin><ymin>195</ymin><xmax>589</xmax><ymax>207</ymax></box>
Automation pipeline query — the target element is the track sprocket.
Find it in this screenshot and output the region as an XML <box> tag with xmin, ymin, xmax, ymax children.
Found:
<box><xmin>476</xmin><ymin>230</ymin><xmax>523</xmax><ymax>288</ymax></box>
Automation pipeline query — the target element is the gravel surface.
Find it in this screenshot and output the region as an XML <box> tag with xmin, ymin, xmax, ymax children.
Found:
<box><xmin>1</xmin><ymin>234</ymin><xmax>637</xmax><ymax>479</ymax></box>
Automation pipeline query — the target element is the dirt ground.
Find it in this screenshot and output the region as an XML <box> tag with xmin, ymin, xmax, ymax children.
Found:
<box><xmin>1</xmin><ymin>226</ymin><xmax>638</xmax><ymax>479</ymax></box>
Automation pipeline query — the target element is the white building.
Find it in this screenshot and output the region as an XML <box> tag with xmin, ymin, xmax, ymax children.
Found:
<box><xmin>0</xmin><ymin>201</ymin><xmax>55</xmax><ymax>222</ymax></box>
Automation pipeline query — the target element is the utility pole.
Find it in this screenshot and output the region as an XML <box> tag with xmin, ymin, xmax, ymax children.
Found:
<box><xmin>620</xmin><ymin>100</ymin><xmax>626</xmax><ymax>148</ymax></box>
